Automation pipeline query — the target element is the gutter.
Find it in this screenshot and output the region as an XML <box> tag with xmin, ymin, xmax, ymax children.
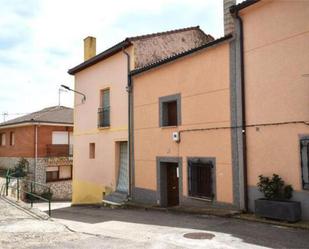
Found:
<box><xmin>68</xmin><ymin>40</ymin><xmax>131</xmax><ymax>75</ymax></box>
<box><xmin>122</xmin><ymin>49</ymin><xmax>133</xmax><ymax>199</ymax></box>
<box><xmin>230</xmin><ymin>6</ymin><xmax>248</xmax><ymax>211</ymax></box>
<box><xmin>0</xmin><ymin>121</ymin><xmax>73</xmax><ymax>129</ymax></box>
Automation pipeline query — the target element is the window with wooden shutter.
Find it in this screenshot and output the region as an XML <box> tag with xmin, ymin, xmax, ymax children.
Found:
<box><xmin>159</xmin><ymin>94</ymin><xmax>181</xmax><ymax>127</ymax></box>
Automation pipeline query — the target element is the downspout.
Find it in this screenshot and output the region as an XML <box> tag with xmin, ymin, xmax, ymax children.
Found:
<box><xmin>34</xmin><ymin>124</ymin><xmax>38</xmax><ymax>185</ymax></box>
<box><xmin>231</xmin><ymin>6</ymin><xmax>248</xmax><ymax>211</ymax></box>
<box><xmin>122</xmin><ymin>49</ymin><xmax>133</xmax><ymax>198</ymax></box>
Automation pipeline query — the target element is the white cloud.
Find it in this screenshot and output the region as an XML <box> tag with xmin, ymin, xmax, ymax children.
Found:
<box><xmin>0</xmin><ymin>0</ymin><xmax>235</xmax><ymax>121</ymax></box>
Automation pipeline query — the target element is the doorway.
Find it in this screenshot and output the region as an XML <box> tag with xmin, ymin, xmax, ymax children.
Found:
<box><xmin>116</xmin><ymin>142</ymin><xmax>128</xmax><ymax>193</ymax></box>
<box><xmin>166</xmin><ymin>163</ymin><xmax>179</xmax><ymax>206</ymax></box>
<box><xmin>157</xmin><ymin>158</ymin><xmax>182</xmax><ymax>207</ymax></box>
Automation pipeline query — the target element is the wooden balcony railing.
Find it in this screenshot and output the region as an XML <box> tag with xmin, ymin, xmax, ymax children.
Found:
<box><xmin>46</xmin><ymin>144</ymin><xmax>73</xmax><ymax>157</ymax></box>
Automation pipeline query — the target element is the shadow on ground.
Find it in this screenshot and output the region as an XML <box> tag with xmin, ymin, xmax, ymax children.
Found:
<box><xmin>48</xmin><ymin>205</ymin><xmax>309</xmax><ymax>249</ymax></box>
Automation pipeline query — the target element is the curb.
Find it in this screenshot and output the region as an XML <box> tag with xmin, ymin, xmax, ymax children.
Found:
<box><xmin>233</xmin><ymin>214</ymin><xmax>309</xmax><ymax>230</ymax></box>
<box><xmin>0</xmin><ymin>195</ymin><xmax>50</xmax><ymax>220</ymax></box>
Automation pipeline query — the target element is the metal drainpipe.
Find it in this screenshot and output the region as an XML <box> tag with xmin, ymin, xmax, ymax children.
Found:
<box><xmin>34</xmin><ymin>124</ymin><xmax>38</xmax><ymax>190</ymax></box>
<box><xmin>122</xmin><ymin>49</ymin><xmax>133</xmax><ymax>198</ymax></box>
<box><xmin>231</xmin><ymin>7</ymin><xmax>249</xmax><ymax>211</ymax></box>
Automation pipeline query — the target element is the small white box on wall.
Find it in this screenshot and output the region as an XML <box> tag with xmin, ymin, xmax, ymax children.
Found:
<box><xmin>172</xmin><ymin>132</ymin><xmax>180</xmax><ymax>142</ymax></box>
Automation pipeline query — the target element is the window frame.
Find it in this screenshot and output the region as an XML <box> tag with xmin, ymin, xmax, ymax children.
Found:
<box><xmin>46</xmin><ymin>165</ymin><xmax>72</xmax><ymax>183</ymax></box>
<box><xmin>159</xmin><ymin>93</ymin><xmax>181</xmax><ymax>127</ymax></box>
<box><xmin>9</xmin><ymin>132</ymin><xmax>15</xmax><ymax>146</ymax></box>
<box><xmin>187</xmin><ymin>157</ymin><xmax>216</xmax><ymax>200</ymax></box>
<box><xmin>98</xmin><ymin>88</ymin><xmax>110</xmax><ymax>128</ymax></box>
<box><xmin>89</xmin><ymin>142</ymin><xmax>95</xmax><ymax>159</ymax></box>
<box><xmin>0</xmin><ymin>133</ymin><xmax>6</xmax><ymax>146</ymax></box>
<box><xmin>300</xmin><ymin>137</ymin><xmax>309</xmax><ymax>190</ymax></box>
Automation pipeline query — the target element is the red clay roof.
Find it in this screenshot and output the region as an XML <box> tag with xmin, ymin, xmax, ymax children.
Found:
<box><xmin>68</xmin><ymin>26</ymin><xmax>213</xmax><ymax>75</ymax></box>
<box><xmin>0</xmin><ymin>106</ymin><xmax>73</xmax><ymax>128</ymax></box>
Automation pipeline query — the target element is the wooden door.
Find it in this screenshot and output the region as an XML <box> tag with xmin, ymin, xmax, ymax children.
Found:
<box><xmin>166</xmin><ymin>163</ymin><xmax>179</xmax><ymax>206</ymax></box>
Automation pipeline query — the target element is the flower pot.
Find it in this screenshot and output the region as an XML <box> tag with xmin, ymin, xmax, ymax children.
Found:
<box><xmin>255</xmin><ymin>198</ymin><xmax>301</xmax><ymax>222</ymax></box>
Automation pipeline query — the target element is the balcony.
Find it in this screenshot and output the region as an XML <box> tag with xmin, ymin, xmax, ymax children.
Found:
<box><xmin>46</xmin><ymin>144</ymin><xmax>73</xmax><ymax>157</ymax></box>
<box><xmin>98</xmin><ymin>107</ymin><xmax>110</xmax><ymax>127</ymax></box>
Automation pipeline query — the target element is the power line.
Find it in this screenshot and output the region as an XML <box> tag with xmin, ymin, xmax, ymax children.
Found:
<box><xmin>179</xmin><ymin>120</ymin><xmax>309</xmax><ymax>134</ymax></box>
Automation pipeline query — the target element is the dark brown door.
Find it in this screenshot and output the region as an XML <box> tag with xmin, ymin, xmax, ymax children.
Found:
<box><xmin>166</xmin><ymin>163</ymin><xmax>179</xmax><ymax>206</ymax></box>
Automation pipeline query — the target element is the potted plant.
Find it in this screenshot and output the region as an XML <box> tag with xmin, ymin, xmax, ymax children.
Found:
<box><xmin>255</xmin><ymin>174</ymin><xmax>301</xmax><ymax>222</ymax></box>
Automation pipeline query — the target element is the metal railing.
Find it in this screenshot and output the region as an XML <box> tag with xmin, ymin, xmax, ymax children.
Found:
<box><xmin>5</xmin><ymin>170</ymin><xmax>52</xmax><ymax>216</ymax></box>
<box><xmin>98</xmin><ymin>107</ymin><xmax>110</xmax><ymax>127</ymax></box>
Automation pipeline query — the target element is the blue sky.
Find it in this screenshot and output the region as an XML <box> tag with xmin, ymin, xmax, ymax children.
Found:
<box><xmin>0</xmin><ymin>0</ymin><xmax>243</xmax><ymax>122</ymax></box>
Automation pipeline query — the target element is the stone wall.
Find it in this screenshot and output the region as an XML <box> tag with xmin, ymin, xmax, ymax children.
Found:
<box><xmin>47</xmin><ymin>180</ymin><xmax>72</xmax><ymax>200</ymax></box>
<box><xmin>0</xmin><ymin>156</ymin><xmax>72</xmax><ymax>201</ymax></box>
<box><xmin>0</xmin><ymin>157</ymin><xmax>35</xmax><ymax>171</ymax></box>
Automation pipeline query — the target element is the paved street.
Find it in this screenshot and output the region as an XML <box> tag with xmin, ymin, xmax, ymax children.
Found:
<box><xmin>1</xmin><ymin>194</ymin><xmax>309</xmax><ymax>249</ymax></box>
<box><xmin>38</xmin><ymin>202</ymin><xmax>309</xmax><ymax>248</ymax></box>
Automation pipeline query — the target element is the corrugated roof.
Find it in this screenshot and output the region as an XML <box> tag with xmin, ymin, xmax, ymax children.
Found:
<box><xmin>68</xmin><ymin>26</ymin><xmax>211</xmax><ymax>75</ymax></box>
<box><xmin>0</xmin><ymin>106</ymin><xmax>73</xmax><ymax>128</ymax></box>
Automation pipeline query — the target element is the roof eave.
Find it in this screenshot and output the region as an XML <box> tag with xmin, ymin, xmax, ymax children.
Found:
<box><xmin>230</xmin><ymin>0</ymin><xmax>260</xmax><ymax>14</ymax></box>
<box><xmin>68</xmin><ymin>40</ymin><xmax>132</xmax><ymax>75</ymax></box>
<box><xmin>0</xmin><ymin>121</ymin><xmax>74</xmax><ymax>129</ymax></box>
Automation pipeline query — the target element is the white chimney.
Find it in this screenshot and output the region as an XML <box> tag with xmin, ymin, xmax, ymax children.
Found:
<box><xmin>224</xmin><ymin>0</ymin><xmax>236</xmax><ymax>35</ymax></box>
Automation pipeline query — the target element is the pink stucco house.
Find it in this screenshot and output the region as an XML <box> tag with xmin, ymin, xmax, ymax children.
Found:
<box><xmin>69</xmin><ymin>0</ymin><xmax>309</xmax><ymax>220</ymax></box>
<box><xmin>68</xmin><ymin>27</ymin><xmax>214</xmax><ymax>204</ymax></box>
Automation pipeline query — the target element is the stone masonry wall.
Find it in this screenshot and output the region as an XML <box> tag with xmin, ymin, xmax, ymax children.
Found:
<box><xmin>47</xmin><ymin>180</ymin><xmax>72</xmax><ymax>200</ymax></box>
<box><xmin>0</xmin><ymin>156</ymin><xmax>72</xmax><ymax>201</ymax></box>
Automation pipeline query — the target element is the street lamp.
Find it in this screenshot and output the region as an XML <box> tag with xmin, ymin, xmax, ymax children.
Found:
<box><xmin>61</xmin><ymin>85</ymin><xmax>86</xmax><ymax>103</ymax></box>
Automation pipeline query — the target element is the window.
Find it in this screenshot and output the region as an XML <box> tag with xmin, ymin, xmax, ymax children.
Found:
<box><xmin>98</xmin><ymin>89</ymin><xmax>110</xmax><ymax>127</ymax></box>
<box><xmin>9</xmin><ymin>132</ymin><xmax>15</xmax><ymax>146</ymax></box>
<box><xmin>46</xmin><ymin>169</ymin><xmax>59</xmax><ymax>182</ymax></box>
<box><xmin>46</xmin><ymin>165</ymin><xmax>72</xmax><ymax>182</ymax></box>
<box><xmin>159</xmin><ymin>94</ymin><xmax>181</xmax><ymax>127</ymax></box>
<box><xmin>89</xmin><ymin>143</ymin><xmax>95</xmax><ymax>159</ymax></box>
<box><xmin>52</xmin><ymin>131</ymin><xmax>68</xmax><ymax>144</ymax></box>
<box><xmin>188</xmin><ymin>158</ymin><xmax>215</xmax><ymax>199</ymax></box>
<box><xmin>0</xmin><ymin>133</ymin><xmax>6</xmax><ymax>146</ymax></box>
<box><xmin>300</xmin><ymin>138</ymin><xmax>309</xmax><ymax>190</ymax></box>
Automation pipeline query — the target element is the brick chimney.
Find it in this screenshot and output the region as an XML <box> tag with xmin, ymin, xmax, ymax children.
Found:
<box><xmin>84</xmin><ymin>36</ymin><xmax>96</xmax><ymax>61</ymax></box>
<box><xmin>224</xmin><ymin>0</ymin><xmax>236</xmax><ymax>35</ymax></box>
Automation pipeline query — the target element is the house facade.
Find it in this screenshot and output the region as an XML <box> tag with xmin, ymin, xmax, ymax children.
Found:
<box><xmin>0</xmin><ymin>106</ymin><xmax>73</xmax><ymax>200</ymax></box>
<box><xmin>68</xmin><ymin>27</ymin><xmax>213</xmax><ymax>204</ymax></box>
<box><xmin>69</xmin><ymin>0</ymin><xmax>309</xmax><ymax>220</ymax></box>
<box><xmin>128</xmin><ymin>0</ymin><xmax>309</xmax><ymax>219</ymax></box>
<box><xmin>232</xmin><ymin>0</ymin><xmax>309</xmax><ymax>219</ymax></box>
<box><xmin>130</xmin><ymin>37</ymin><xmax>234</xmax><ymax>208</ymax></box>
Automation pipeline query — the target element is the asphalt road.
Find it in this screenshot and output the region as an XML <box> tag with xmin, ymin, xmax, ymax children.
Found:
<box><xmin>38</xmin><ymin>202</ymin><xmax>309</xmax><ymax>249</ymax></box>
<box><xmin>1</xmin><ymin>196</ymin><xmax>309</xmax><ymax>249</ymax></box>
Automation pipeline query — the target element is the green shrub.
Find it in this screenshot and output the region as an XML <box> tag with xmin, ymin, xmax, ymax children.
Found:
<box><xmin>257</xmin><ymin>174</ymin><xmax>293</xmax><ymax>200</ymax></box>
<box><xmin>11</xmin><ymin>158</ymin><xmax>29</xmax><ymax>177</ymax></box>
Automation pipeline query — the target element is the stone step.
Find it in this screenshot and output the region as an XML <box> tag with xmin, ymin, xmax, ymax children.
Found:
<box><xmin>103</xmin><ymin>191</ymin><xmax>128</xmax><ymax>205</ymax></box>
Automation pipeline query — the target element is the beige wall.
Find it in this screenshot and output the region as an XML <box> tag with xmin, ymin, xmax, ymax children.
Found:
<box><xmin>72</xmin><ymin>47</ymin><xmax>133</xmax><ymax>204</ymax></box>
<box><xmin>241</xmin><ymin>0</ymin><xmax>309</xmax><ymax>190</ymax></box>
<box><xmin>133</xmin><ymin>42</ymin><xmax>233</xmax><ymax>204</ymax></box>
